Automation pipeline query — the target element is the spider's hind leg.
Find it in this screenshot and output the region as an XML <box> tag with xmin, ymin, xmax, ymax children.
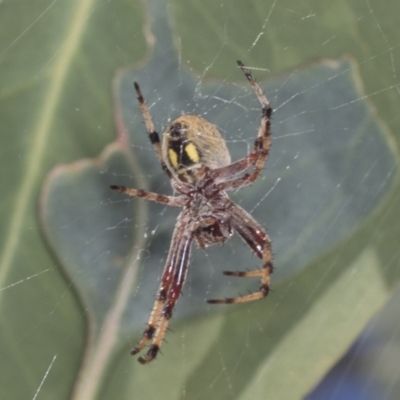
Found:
<box><xmin>132</xmin><ymin>215</ymin><xmax>193</xmax><ymax>364</ymax></box>
<box><xmin>207</xmin><ymin>264</ymin><xmax>272</xmax><ymax>304</ymax></box>
<box><xmin>207</xmin><ymin>204</ymin><xmax>273</xmax><ymax>305</ymax></box>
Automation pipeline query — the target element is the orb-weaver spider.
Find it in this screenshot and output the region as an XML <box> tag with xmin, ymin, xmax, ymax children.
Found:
<box><xmin>111</xmin><ymin>61</ymin><xmax>273</xmax><ymax>364</ymax></box>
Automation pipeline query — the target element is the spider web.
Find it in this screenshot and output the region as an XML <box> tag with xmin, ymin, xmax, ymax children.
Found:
<box><xmin>1</xmin><ymin>0</ymin><xmax>400</xmax><ymax>399</ymax></box>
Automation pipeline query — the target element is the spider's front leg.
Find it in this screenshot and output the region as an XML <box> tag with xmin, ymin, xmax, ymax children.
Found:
<box><xmin>207</xmin><ymin>204</ymin><xmax>273</xmax><ymax>304</ymax></box>
<box><xmin>210</xmin><ymin>61</ymin><xmax>272</xmax><ymax>191</ymax></box>
<box><xmin>133</xmin><ymin>82</ymin><xmax>173</xmax><ymax>180</ymax></box>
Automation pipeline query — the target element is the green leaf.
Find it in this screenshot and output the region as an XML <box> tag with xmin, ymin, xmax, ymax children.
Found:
<box><xmin>2</xmin><ymin>0</ymin><xmax>400</xmax><ymax>399</ymax></box>
<box><xmin>40</xmin><ymin>144</ymin><xmax>148</xmax><ymax>399</ymax></box>
<box><xmin>0</xmin><ymin>0</ymin><xmax>145</xmax><ymax>398</ymax></box>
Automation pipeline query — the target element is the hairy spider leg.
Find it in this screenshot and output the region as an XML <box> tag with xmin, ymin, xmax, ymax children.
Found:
<box><xmin>133</xmin><ymin>213</ymin><xmax>194</xmax><ymax>364</ymax></box>
<box><xmin>134</xmin><ymin>82</ymin><xmax>173</xmax><ymax>180</ymax></box>
<box><xmin>237</xmin><ymin>60</ymin><xmax>272</xmax><ymax>180</ymax></box>
<box><xmin>110</xmin><ymin>185</ymin><xmax>184</xmax><ymax>207</ymax></box>
<box><xmin>207</xmin><ymin>204</ymin><xmax>273</xmax><ymax>304</ymax></box>
<box><xmin>212</xmin><ymin>61</ymin><xmax>272</xmax><ymax>192</ymax></box>
<box><xmin>112</xmin><ymin>61</ymin><xmax>275</xmax><ymax>363</ymax></box>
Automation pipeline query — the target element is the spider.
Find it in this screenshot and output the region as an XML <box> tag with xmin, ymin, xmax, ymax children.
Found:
<box><xmin>111</xmin><ymin>61</ymin><xmax>273</xmax><ymax>364</ymax></box>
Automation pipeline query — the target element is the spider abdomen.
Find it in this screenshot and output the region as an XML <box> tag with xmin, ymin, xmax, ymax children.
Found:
<box><xmin>162</xmin><ymin>115</ymin><xmax>231</xmax><ymax>182</ymax></box>
<box><xmin>194</xmin><ymin>219</ymin><xmax>233</xmax><ymax>248</ymax></box>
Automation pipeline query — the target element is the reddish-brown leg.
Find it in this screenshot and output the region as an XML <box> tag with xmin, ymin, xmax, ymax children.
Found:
<box><xmin>110</xmin><ymin>185</ymin><xmax>184</xmax><ymax>207</ymax></box>
<box><xmin>207</xmin><ymin>204</ymin><xmax>273</xmax><ymax>304</ymax></box>
<box><xmin>132</xmin><ymin>212</ymin><xmax>194</xmax><ymax>364</ymax></box>
<box><xmin>134</xmin><ymin>82</ymin><xmax>173</xmax><ymax>180</ymax></box>
<box><xmin>214</xmin><ymin>61</ymin><xmax>272</xmax><ymax>191</ymax></box>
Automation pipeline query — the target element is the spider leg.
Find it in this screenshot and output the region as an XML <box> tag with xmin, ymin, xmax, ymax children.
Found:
<box><xmin>212</xmin><ymin>61</ymin><xmax>272</xmax><ymax>191</ymax></box>
<box><xmin>134</xmin><ymin>82</ymin><xmax>173</xmax><ymax>180</ymax></box>
<box><xmin>207</xmin><ymin>204</ymin><xmax>273</xmax><ymax>304</ymax></box>
<box><xmin>110</xmin><ymin>185</ymin><xmax>185</xmax><ymax>207</ymax></box>
<box><xmin>132</xmin><ymin>212</ymin><xmax>193</xmax><ymax>364</ymax></box>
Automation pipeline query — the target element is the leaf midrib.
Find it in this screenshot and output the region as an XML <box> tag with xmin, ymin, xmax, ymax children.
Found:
<box><xmin>0</xmin><ymin>0</ymin><xmax>96</xmax><ymax>293</ymax></box>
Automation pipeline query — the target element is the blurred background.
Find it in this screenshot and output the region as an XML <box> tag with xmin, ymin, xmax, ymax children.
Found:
<box><xmin>1</xmin><ymin>0</ymin><xmax>400</xmax><ymax>399</ymax></box>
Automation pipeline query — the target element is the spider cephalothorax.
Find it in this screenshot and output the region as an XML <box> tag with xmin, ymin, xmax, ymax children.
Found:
<box><xmin>177</xmin><ymin>167</ymin><xmax>234</xmax><ymax>247</ymax></box>
<box><xmin>111</xmin><ymin>61</ymin><xmax>273</xmax><ymax>364</ymax></box>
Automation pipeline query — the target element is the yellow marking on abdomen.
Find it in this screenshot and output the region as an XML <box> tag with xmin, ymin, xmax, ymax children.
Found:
<box><xmin>184</xmin><ymin>143</ymin><xmax>200</xmax><ymax>163</ymax></box>
<box><xmin>168</xmin><ymin>149</ymin><xmax>179</xmax><ymax>169</ymax></box>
